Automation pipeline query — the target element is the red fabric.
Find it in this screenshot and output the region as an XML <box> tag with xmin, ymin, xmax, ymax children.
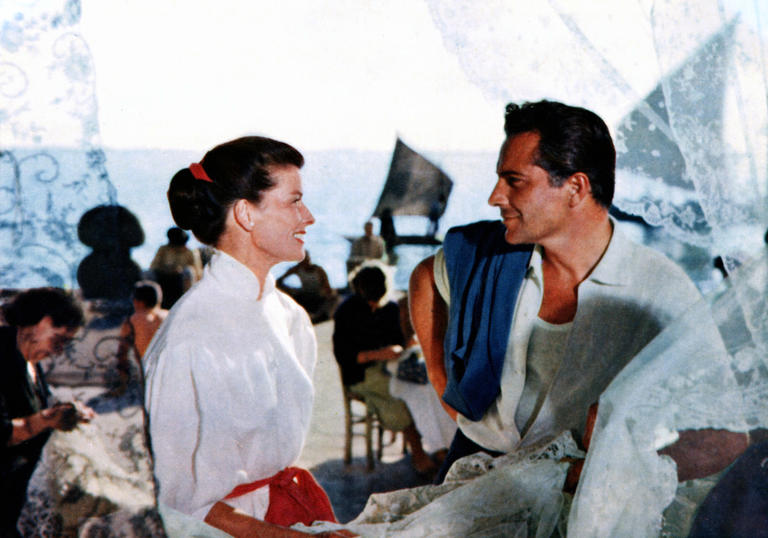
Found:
<box><xmin>189</xmin><ymin>162</ymin><xmax>213</xmax><ymax>183</ymax></box>
<box><xmin>224</xmin><ymin>467</ymin><xmax>337</xmax><ymax>527</ymax></box>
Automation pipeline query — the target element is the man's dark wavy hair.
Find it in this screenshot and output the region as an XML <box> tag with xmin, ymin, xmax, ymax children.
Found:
<box><xmin>504</xmin><ymin>100</ymin><xmax>615</xmax><ymax>208</ymax></box>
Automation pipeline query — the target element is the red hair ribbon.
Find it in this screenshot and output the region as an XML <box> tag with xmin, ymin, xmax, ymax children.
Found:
<box><xmin>189</xmin><ymin>163</ymin><xmax>213</xmax><ymax>183</ymax></box>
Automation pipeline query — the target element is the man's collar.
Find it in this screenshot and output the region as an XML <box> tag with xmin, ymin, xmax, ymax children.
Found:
<box><xmin>585</xmin><ymin>218</ymin><xmax>633</xmax><ymax>286</ymax></box>
<box><xmin>527</xmin><ymin>246</ymin><xmax>544</xmax><ymax>273</ymax></box>
<box><xmin>527</xmin><ymin>217</ymin><xmax>632</xmax><ymax>287</ymax></box>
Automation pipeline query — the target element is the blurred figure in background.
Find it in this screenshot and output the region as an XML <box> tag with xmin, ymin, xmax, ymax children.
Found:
<box><xmin>1</xmin><ymin>288</ymin><xmax>92</xmax><ymax>536</ymax></box>
<box><xmin>346</xmin><ymin>220</ymin><xmax>386</xmax><ymax>275</ymax></box>
<box><xmin>276</xmin><ymin>251</ymin><xmax>338</xmax><ymax>323</ymax></box>
<box><xmin>125</xmin><ymin>281</ymin><xmax>168</xmax><ymax>359</ymax></box>
<box><xmin>150</xmin><ymin>226</ymin><xmax>203</xmax><ymax>308</ymax></box>
<box><xmin>115</xmin><ymin>281</ymin><xmax>168</xmax><ymax>389</ymax></box>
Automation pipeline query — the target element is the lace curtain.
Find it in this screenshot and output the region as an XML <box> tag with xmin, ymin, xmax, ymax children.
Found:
<box><xmin>426</xmin><ymin>0</ymin><xmax>768</xmax><ymax>264</ymax></box>
<box><xmin>0</xmin><ymin>0</ymin><xmax>115</xmax><ymax>289</ymax></box>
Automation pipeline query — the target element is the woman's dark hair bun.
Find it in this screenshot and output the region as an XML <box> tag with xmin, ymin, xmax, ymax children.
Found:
<box><xmin>166</xmin><ymin>136</ymin><xmax>303</xmax><ymax>246</ymax></box>
<box><xmin>167</xmin><ymin>168</ymin><xmax>224</xmax><ymax>245</ymax></box>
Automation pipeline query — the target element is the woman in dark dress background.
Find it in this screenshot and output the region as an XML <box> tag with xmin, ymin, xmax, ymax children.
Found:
<box><xmin>0</xmin><ymin>288</ymin><xmax>88</xmax><ymax>537</ymax></box>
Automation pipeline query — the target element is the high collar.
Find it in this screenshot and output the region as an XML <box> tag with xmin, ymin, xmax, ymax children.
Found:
<box><xmin>205</xmin><ymin>250</ymin><xmax>276</xmax><ymax>301</ymax></box>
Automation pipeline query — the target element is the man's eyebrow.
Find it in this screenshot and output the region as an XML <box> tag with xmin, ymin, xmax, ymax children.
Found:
<box><xmin>498</xmin><ymin>168</ymin><xmax>525</xmax><ymax>178</ymax></box>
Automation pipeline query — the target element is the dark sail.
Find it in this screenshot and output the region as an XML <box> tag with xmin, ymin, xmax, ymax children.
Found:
<box><xmin>372</xmin><ymin>138</ymin><xmax>453</xmax><ymax>219</ymax></box>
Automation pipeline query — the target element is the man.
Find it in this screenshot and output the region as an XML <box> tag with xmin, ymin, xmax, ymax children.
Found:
<box><xmin>346</xmin><ymin>220</ymin><xmax>386</xmax><ymax>274</ymax></box>
<box><xmin>409</xmin><ymin>100</ymin><xmax>704</xmax><ymax>482</ymax></box>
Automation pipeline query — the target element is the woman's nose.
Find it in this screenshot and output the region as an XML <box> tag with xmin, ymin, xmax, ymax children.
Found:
<box><xmin>302</xmin><ymin>204</ymin><xmax>315</xmax><ymax>225</ymax></box>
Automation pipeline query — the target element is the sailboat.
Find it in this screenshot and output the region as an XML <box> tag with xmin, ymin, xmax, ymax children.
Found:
<box><xmin>371</xmin><ymin>138</ymin><xmax>453</xmax><ymax>246</ymax></box>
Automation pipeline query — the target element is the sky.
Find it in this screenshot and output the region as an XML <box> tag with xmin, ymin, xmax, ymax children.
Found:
<box><xmin>79</xmin><ymin>0</ymin><xmax>503</xmax><ymax>153</ymax></box>
<box><xmin>78</xmin><ymin>0</ymin><xmax>766</xmax><ymax>156</ymax></box>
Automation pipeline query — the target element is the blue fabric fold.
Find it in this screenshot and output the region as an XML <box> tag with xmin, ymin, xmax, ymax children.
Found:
<box><xmin>442</xmin><ymin>220</ymin><xmax>533</xmax><ymax>421</ymax></box>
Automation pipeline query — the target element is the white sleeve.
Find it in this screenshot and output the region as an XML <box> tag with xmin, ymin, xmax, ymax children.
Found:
<box><xmin>288</xmin><ymin>301</ymin><xmax>318</xmax><ymax>379</ymax></box>
<box><xmin>147</xmin><ymin>341</ymin><xmax>276</xmax><ymax>519</ymax></box>
<box><xmin>433</xmin><ymin>247</ymin><xmax>451</xmax><ymax>306</ymax></box>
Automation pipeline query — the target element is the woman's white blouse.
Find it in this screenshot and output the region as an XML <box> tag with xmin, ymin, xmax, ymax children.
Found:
<box><xmin>144</xmin><ymin>251</ymin><xmax>317</xmax><ymax>520</ymax></box>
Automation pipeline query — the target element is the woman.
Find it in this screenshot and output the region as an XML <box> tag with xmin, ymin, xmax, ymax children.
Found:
<box><xmin>143</xmin><ymin>137</ymin><xmax>338</xmax><ymax>536</ymax></box>
<box><xmin>1</xmin><ymin>288</ymin><xmax>88</xmax><ymax>536</ymax></box>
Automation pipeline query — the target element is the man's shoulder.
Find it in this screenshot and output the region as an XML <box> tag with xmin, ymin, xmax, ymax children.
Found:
<box><xmin>617</xmin><ymin>233</ymin><xmax>691</xmax><ymax>277</ymax></box>
<box><xmin>605</xmin><ymin>230</ymin><xmax>701</xmax><ymax>304</ymax></box>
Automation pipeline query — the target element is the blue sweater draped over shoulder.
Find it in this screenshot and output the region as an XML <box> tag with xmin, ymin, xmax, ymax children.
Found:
<box><xmin>442</xmin><ymin>220</ymin><xmax>533</xmax><ymax>421</ymax></box>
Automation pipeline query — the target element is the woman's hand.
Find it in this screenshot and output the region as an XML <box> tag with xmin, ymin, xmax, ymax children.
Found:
<box><xmin>205</xmin><ymin>502</ymin><xmax>350</xmax><ymax>537</ymax></box>
<box><xmin>42</xmin><ymin>403</ymin><xmax>78</xmax><ymax>431</ymax></box>
<box><xmin>8</xmin><ymin>401</ymin><xmax>94</xmax><ymax>446</ymax></box>
<box><xmin>42</xmin><ymin>401</ymin><xmax>94</xmax><ymax>432</ymax></box>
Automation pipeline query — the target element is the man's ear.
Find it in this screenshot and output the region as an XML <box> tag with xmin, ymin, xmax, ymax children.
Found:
<box><xmin>566</xmin><ymin>172</ymin><xmax>592</xmax><ymax>208</ymax></box>
<box><xmin>232</xmin><ymin>199</ymin><xmax>254</xmax><ymax>231</ymax></box>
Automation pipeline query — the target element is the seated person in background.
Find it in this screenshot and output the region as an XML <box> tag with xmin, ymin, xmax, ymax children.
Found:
<box><xmin>0</xmin><ymin>288</ymin><xmax>93</xmax><ymax>536</ymax></box>
<box><xmin>116</xmin><ymin>281</ymin><xmax>168</xmax><ymax>386</ymax></box>
<box><xmin>276</xmin><ymin>251</ymin><xmax>338</xmax><ymax>323</ymax></box>
<box><xmin>150</xmin><ymin>226</ymin><xmax>203</xmax><ymax>309</ymax></box>
<box><xmin>333</xmin><ymin>265</ymin><xmax>436</xmax><ymax>475</ymax></box>
<box><xmin>346</xmin><ymin>220</ymin><xmax>386</xmax><ymax>275</ymax></box>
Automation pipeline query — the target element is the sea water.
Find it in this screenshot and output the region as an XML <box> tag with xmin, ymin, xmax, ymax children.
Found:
<box><xmin>2</xmin><ymin>146</ymin><xmax>736</xmax><ymax>293</ymax></box>
<box><xmin>106</xmin><ymin>147</ymin><xmax>500</xmax><ymax>291</ymax></box>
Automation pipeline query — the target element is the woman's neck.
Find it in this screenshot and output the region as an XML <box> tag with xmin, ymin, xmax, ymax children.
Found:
<box><xmin>216</xmin><ymin>235</ymin><xmax>272</xmax><ymax>298</ymax></box>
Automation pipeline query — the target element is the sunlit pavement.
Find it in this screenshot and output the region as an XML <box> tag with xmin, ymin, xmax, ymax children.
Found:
<box><xmin>298</xmin><ymin>321</ymin><xmax>432</xmax><ymax>523</ymax></box>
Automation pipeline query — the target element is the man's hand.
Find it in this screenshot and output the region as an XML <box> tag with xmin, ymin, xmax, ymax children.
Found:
<box><xmin>561</xmin><ymin>402</ymin><xmax>599</xmax><ymax>494</ymax></box>
<box><xmin>658</xmin><ymin>429</ymin><xmax>749</xmax><ymax>481</ymax></box>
